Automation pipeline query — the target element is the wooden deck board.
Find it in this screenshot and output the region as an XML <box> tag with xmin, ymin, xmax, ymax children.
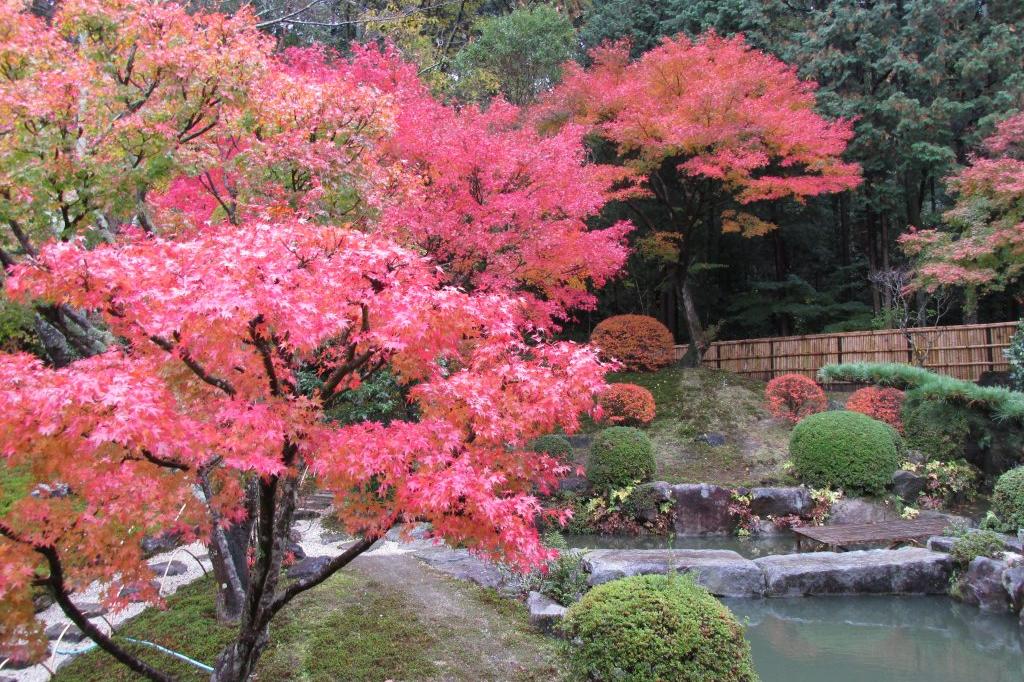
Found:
<box><xmin>792</xmin><ymin>517</ymin><xmax>952</xmax><ymax>551</ymax></box>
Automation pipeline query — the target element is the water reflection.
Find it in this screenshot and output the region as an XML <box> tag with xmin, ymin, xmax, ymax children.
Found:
<box><xmin>725</xmin><ymin>596</ymin><xmax>1023</xmax><ymax>682</ymax></box>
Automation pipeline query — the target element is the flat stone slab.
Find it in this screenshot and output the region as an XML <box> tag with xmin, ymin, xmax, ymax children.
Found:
<box><xmin>583</xmin><ymin>549</ymin><xmax>765</xmax><ymax>597</ymax></box>
<box><xmin>45</xmin><ymin>622</ymin><xmax>86</xmax><ymax>643</ymax></box>
<box><xmin>526</xmin><ymin>591</ymin><xmax>567</xmax><ymax>632</ymax></box>
<box><xmin>414</xmin><ymin>546</ymin><xmax>505</xmax><ymax>590</ymax></box>
<box><xmin>754</xmin><ymin>548</ymin><xmax>952</xmax><ymax>597</ymax></box>
<box><xmin>149</xmin><ymin>560</ymin><xmax>188</xmax><ymax>577</ymax></box>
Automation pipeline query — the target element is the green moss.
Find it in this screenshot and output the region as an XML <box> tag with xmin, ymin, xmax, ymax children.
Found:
<box><xmin>560</xmin><ymin>574</ymin><xmax>758</xmax><ymax>682</ymax></box>
<box><xmin>55</xmin><ymin>573</ymin><xmax>439</xmax><ymax>682</ymax></box>
<box><xmin>991</xmin><ymin>466</ymin><xmax>1024</xmax><ymax>533</ymax></box>
<box><xmin>789</xmin><ymin>411</ymin><xmax>902</xmax><ymax>494</ymax></box>
<box><xmin>586</xmin><ymin>427</ymin><xmax>655</xmax><ymax>491</ymax></box>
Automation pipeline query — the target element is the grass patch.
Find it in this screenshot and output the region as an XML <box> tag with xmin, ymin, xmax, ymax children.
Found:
<box><xmin>0</xmin><ymin>463</ymin><xmax>33</xmax><ymax>517</ymax></box>
<box><xmin>55</xmin><ymin>573</ymin><xmax>439</xmax><ymax>682</ymax></box>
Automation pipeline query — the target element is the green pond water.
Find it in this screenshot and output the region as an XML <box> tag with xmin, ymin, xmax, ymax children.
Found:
<box><xmin>566</xmin><ymin>535</ymin><xmax>1024</xmax><ymax>681</ymax></box>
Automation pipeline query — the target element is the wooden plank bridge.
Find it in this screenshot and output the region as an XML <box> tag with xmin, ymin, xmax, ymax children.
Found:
<box><xmin>792</xmin><ymin>517</ymin><xmax>953</xmax><ymax>552</ymax></box>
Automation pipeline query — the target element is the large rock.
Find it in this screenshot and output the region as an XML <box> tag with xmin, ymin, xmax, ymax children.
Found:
<box><xmin>558</xmin><ymin>475</ymin><xmax>590</xmax><ymax>495</ymax></box>
<box><xmin>958</xmin><ymin>557</ymin><xmax>1012</xmax><ymax>613</ymax></box>
<box><xmin>754</xmin><ymin>548</ymin><xmax>953</xmax><ymax>597</ymax></box>
<box><xmin>826</xmin><ymin>498</ymin><xmax>899</xmax><ymax>526</ymax></box>
<box><xmin>625</xmin><ymin>481</ymin><xmax>673</xmax><ymax>522</ymax></box>
<box><xmin>672</xmin><ymin>484</ymin><xmax>733</xmax><ymax>536</ymax></box>
<box><xmin>1002</xmin><ymin>566</ymin><xmax>1024</xmax><ymax>614</ymax></box>
<box><xmin>749</xmin><ymin>487</ymin><xmax>812</xmax><ymax>518</ymax></box>
<box><xmin>891</xmin><ymin>470</ymin><xmax>927</xmax><ymax>502</ymax></box>
<box><xmin>582</xmin><ymin>549</ymin><xmax>765</xmax><ymax>597</ymax></box>
<box><xmin>526</xmin><ymin>591</ymin><xmax>567</xmax><ymax>633</ymax></box>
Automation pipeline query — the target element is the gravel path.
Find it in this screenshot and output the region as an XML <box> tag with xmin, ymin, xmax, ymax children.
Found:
<box><xmin>3</xmin><ymin>516</ymin><xmax>427</xmax><ymax>681</ymax></box>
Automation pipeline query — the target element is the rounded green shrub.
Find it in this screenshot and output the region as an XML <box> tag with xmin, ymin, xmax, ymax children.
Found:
<box><xmin>560</xmin><ymin>574</ymin><xmax>758</xmax><ymax>682</ymax></box>
<box><xmin>901</xmin><ymin>390</ymin><xmax>969</xmax><ymax>461</ymax></box>
<box><xmin>991</xmin><ymin>466</ymin><xmax>1024</xmax><ymax>533</ymax></box>
<box><xmin>586</xmin><ymin>427</ymin><xmax>655</xmax><ymax>491</ymax></box>
<box><xmin>789</xmin><ymin>410</ymin><xmax>902</xmax><ymax>494</ymax></box>
<box><xmin>529</xmin><ymin>434</ymin><xmax>573</xmax><ymax>460</ymax></box>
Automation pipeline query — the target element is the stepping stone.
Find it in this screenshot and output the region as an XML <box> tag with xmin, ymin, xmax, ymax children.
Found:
<box><xmin>583</xmin><ymin>549</ymin><xmax>765</xmax><ymax>597</ymax></box>
<box><xmin>150</xmin><ymin>560</ymin><xmax>188</xmax><ymax>577</ymax></box>
<box><xmin>46</xmin><ymin>622</ymin><xmax>86</xmax><ymax>643</ymax></box>
<box><xmin>754</xmin><ymin>548</ymin><xmax>952</xmax><ymax>597</ymax></box>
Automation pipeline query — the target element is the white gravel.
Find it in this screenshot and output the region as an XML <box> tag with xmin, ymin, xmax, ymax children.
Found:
<box><xmin>3</xmin><ymin>516</ymin><xmax>419</xmax><ymax>681</ymax></box>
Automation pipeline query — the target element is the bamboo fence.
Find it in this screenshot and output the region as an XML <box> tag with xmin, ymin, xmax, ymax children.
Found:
<box><xmin>692</xmin><ymin>321</ymin><xmax>1019</xmax><ymax>382</ymax></box>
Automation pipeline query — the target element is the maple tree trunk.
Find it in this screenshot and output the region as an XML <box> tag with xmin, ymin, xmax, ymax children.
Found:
<box><xmin>209</xmin><ymin>518</ymin><xmax>252</xmax><ymax>624</ymax></box>
<box><xmin>678</xmin><ymin>276</ymin><xmax>706</xmax><ymax>365</ymax></box>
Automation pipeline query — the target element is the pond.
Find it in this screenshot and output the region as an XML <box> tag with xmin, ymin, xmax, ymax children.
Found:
<box><xmin>726</xmin><ymin>596</ymin><xmax>1023</xmax><ymax>682</ymax></box>
<box><xmin>565</xmin><ymin>532</ymin><xmax>801</xmax><ymax>558</ymax></box>
<box><xmin>565</xmin><ymin>534</ymin><xmax>1024</xmax><ymax>681</ymax></box>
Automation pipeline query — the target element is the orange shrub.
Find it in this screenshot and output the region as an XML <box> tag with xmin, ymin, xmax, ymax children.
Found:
<box><xmin>765</xmin><ymin>373</ymin><xmax>827</xmax><ymax>424</ymax></box>
<box><xmin>845</xmin><ymin>386</ymin><xmax>905</xmax><ymax>432</ymax></box>
<box><xmin>590</xmin><ymin>315</ymin><xmax>675</xmax><ymax>372</ymax></box>
<box><xmin>599</xmin><ymin>383</ymin><xmax>656</xmax><ymax>426</ymax></box>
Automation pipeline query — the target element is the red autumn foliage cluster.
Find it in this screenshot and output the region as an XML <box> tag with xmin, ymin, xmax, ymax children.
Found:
<box><xmin>590</xmin><ymin>315</ymin><xmax>676</xmax><ymax>372</ymax></box>
<box><xmin>845</xmin><ymin>387</ymin><xmax>905</xmax><ymax>432</ymax></box>
<box><xmin>598</xmin><ymin>383</ymin><xmax>657</xmax><ymax>426</ymax></box>
<box><xmin>764</xmin><ymin>374</ymin><xmax>828</xmax><ymax>424</ymax></box>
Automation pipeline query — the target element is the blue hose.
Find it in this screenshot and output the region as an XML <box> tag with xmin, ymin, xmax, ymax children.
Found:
<box><xmin>56</xmin><ymin>637</ymin><xmax>214</xmax><ymax>673</ymax></box>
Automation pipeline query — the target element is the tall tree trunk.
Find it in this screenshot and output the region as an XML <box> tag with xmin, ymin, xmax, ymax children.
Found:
<box><xmin>678</xmin><ymin>273</ymin><xmax>705</xmax><ymax>365</ymax></box>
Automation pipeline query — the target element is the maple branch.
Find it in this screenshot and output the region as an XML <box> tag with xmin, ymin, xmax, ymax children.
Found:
<box><xmin>260</xmin><ymin>534</ymin><xmax>378</xmax><ymax>629</ymax></box>
<box><xmin>0</xmin><ymin>524</ymin><xmax>174</xmax><ymax>682</ymax></box>
<box><xmin>139</xmin><ymin>448</ymin><xmax>190</xmax><ymax>472</ymax></box>
<box><xmin>248</xmin><ymin>317</ymin><xmax>285</xmax><ymax>397</ymax></box>
<box><xmin>6</xmin><ymin>218</ymin><xmax>37</xmax><ymax>257</ymax></box>
<box><xmin>149</xmin><ymin>334</ymin><xmax>238</xmax><ymax>397</ymax></box>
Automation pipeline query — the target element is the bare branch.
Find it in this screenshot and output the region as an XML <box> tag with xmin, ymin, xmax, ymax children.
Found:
<box><xmin>149</xmin><ymin>334</ymin><xmax>238</xmax><ymax>396</ymax></box>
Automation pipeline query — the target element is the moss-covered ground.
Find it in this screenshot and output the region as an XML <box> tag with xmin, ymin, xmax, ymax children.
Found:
<box><xmin>582</xmin><ymin>367</ymin><xmax>795</xmax><ymax>487</ymax></box>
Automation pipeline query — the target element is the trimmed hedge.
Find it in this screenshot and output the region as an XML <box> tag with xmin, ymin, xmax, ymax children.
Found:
<box><xmin>598</xmin><ymin>383</ymin><xmax>656</xmax><ymax>426</ymax></box>
<box><xmin>789</xmin><ymin>410</ymin><xmax>903</xmax><ymax>494</ymax></box>
<box><xmin>529</xmin><ymin>434</ymin><xmax>573</xmax><ymax>460</ymax></box>
<box><xmin>587</xmin><ymin>427</ymin><xmax>655</xmax><ymax>491</ymax></box>
<box><xmin>991</xmin><ymin>466</ymin><xmax>1024</xmax><ymax>533</ymax></box>
<box><xmin>590</xmin><ymin>315</ymin><xmax>675</xmax><ymax>372</ymax></box>
<box><xmin>560</xmin><ymin>574</ymin><xmax>758</xmax><ymax>682</ymax></box>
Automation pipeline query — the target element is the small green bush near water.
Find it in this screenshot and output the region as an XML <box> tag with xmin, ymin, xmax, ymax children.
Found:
<box><xmin>990</xmin><ymin>466</ymin><xmax>1024</xmax><ymax>533</ymax></box>
<box><xmin>789</xmin><ymin>410</ymin><xmax>902</xmax><ymax>494</ymax></box>
<box><xmin>949</xmin><ymin>529</ymin><xmax>1005</xmax><ymax>567</ymax></box>
<box><xmin>560</xmin><ymin>574</ymin><xmax>758</xmax><ymax>682</ymax></box>
<box><xmin>586</xmin><ymin>426</ymin><xmax>655</xmax><ymax>491</ymax></box>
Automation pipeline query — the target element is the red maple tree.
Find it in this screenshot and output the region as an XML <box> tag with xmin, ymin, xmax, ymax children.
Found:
<box><xmin>900</xmin><ymin>111</ymin><xmax>1024</xmax><ymax>300</ymax></box>
<box><xmin>536</xmin><ymin>33</ymin><xmax>861</xmax><ymax>353</ymax></box>
<box><xmin>0</xmin><ymin>2</ymin><xmax>619</xmax><ymax>680</ymax></box>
